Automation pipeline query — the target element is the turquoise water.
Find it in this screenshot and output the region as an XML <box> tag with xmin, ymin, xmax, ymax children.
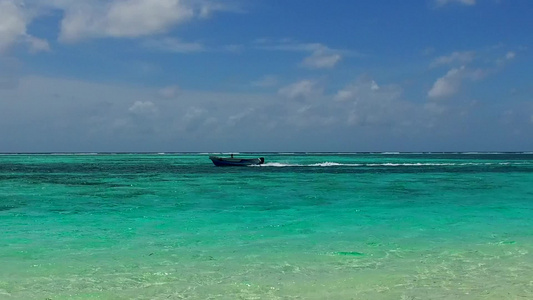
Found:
<box><xmin>1</xmin><ymin>153</ymin><xmax>533</xmax><ymax>299</ymax></box>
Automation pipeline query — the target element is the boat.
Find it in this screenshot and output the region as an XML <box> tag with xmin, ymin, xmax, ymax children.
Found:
<box><xmin>209</xmin><ymin>155</ymin><xmax>265</xmax><ymax>166</ymax></box>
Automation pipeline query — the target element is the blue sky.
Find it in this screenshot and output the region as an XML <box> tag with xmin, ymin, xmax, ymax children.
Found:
<box><xmin>0</xmin><ymin>0</ymin><xmax>531</xmax><ymax>152</ymax></box>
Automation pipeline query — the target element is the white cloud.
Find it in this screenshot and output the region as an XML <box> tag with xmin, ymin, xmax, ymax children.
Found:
<box><xmin>496</xmin><ymin>50</ymin><xmax>518</xmax><ymax>66</ymax></box>
<box><xmin>158</xmin><ymin>85</ymin><xmax>180</xmax><ymax>98</ymax></box>
<box><xmin>129</xmin><ymin>100</ymin><xmax>158</xmax><ymax>115</ymax></box>
<box><xmin>430</xmin><ymin>51</ymin><xmax>474</xmax><ymax>68</ymax></box>
<box><xmin>334</xmin><ymin>77</ymin><xmax>413</xmax><ymax>128</ymax></box>
<box><xmin>254</xmin><ymin>39</ymin><xmax>321</xmax><ymax>52</ymax></box>
<box><xmin>302</xmin><ymin>49</ymin><xmax>342</xmax><ymax>69</ymax></box>
<box><xmin>335</xmin><ymin>90</ymin><xmax>353</xmax><ymax>101</ymax></box>
<box><xmin>255</xmin><ymin>39</ymin><xmax>344</xmax><ymax>69</ymax></box>
<box><xmin>49</xmin><ymin>0</ymin><xmax>237</xmax><ymax>42</ymax></box>
<box><xmin>0</xmin><ymin>0</ymin><xmax>49</xmax><ymax>53</ymax></box>
<box><xmin>58</xmin><ymin>0</ymin><xmax>194</xmax><ymax>42</ymax></box>
<box><xmin>227</xmin><ymin>108</ymin><xmax>255</xmax><ymax>127</ymax></box>
<box><xmin>197</xmin><ymin>1</ymin><xmax>243</xmax><ymax>18</ymax></box>
<box><xmin>435</xmin><ymin>0</ymin><xmax>476</xmax><ymax>6</ymax></box>
<box><xmin>184</xmin><ymin>106</ymin><xmax>206</xmax><ymax>120</ymax></box>
<box><xmin>335</xmin><ymin>78</ymin><xmax>389</xmax><ymax>102</ymax></box>
<box><xmin>0</xmin><ymin>0</ymin><xmax>26</xmax><ymax>52</ymax></box>
<box><xmin>25</xmin><ymin>35</ymin><xmax>50</xmax><ymax>53</ymax></box>
<box><xmin>143</xmin><ymin>38</ymin><xmax>244</xmax><ymax>53</ymax></box>
<box><xmin>278</xmin><ymin>80</ymin><xmax>322</xmax><ymax>99</ymax></box>
<box><xmin>427</xmin><ymin>66</ymin><xmax>487</xmax><ymax>98</ymax></box>
<box><xmin>143</xmin><ymin>37</ymin><xmax>204</xmax><ymax>53</ymax></box>
<box><xmin>428</xmin><ymin>67</ymin><xmax>466</xmax><ymax>98</ymax></box>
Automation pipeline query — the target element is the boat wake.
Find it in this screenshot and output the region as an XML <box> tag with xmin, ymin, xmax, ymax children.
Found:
<box><xmin>257</xmin><ymin>162</ymin><xmax>531</xmax><ymax>168</ymax></box>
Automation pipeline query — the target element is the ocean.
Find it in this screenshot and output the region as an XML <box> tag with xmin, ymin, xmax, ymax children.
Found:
<box><xmin>1</xmin><ymin>153</ymin><xmax>532</xmax><ymax>299</ymax></box>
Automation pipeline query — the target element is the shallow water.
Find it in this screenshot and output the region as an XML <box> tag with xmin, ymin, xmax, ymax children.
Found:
<box><xmin>1</xmin><ymin>153</ymin><xmax>532</xmax><ymax>299</ymax></box>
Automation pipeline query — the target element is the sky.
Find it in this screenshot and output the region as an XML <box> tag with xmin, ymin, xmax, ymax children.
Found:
<box><xmin>0</xmin><ymin>0</ymin><xmax>531</xmax><ymax>153</ymax></box>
